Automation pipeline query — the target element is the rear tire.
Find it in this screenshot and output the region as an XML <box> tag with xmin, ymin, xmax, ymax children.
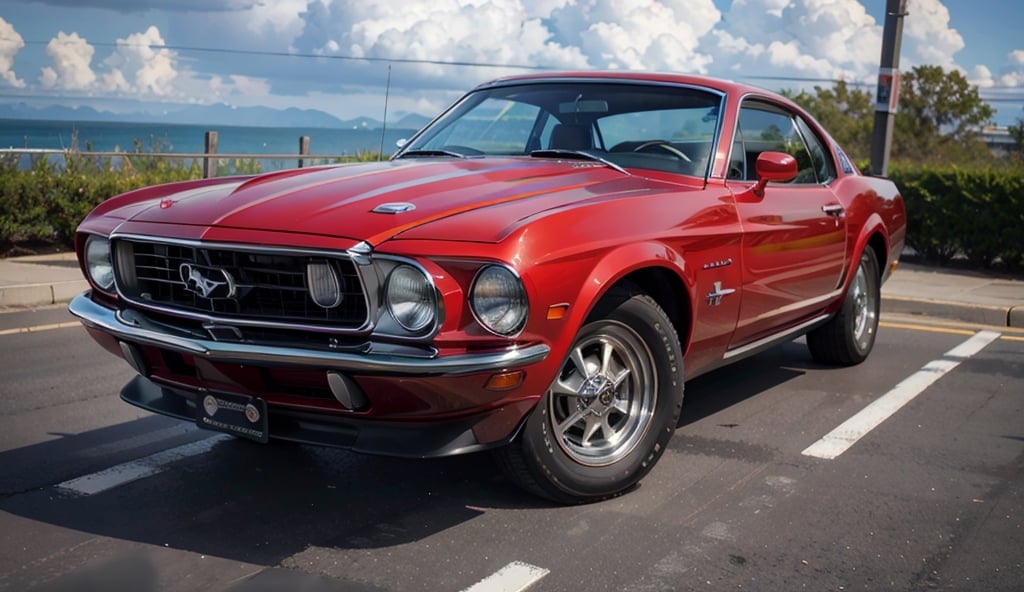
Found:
<box><xmin>807</xmin><ymin>249</ymin><xmax>881</xmax><ymax>366</ymax></box>
<box><xmin>498</xmin><ymin>287</ymin><xmax>684</xmax><ymax>504</ymax></box>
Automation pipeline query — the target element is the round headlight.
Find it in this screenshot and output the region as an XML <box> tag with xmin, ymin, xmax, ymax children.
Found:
<box><xmin>471</xmin><ymin>265</ymin><xmax>527</xmax><ymax>336</ymax></box>
<box><xmin>307</xmin><ymin>261</ymin><xmax>343</xmax><ymax>309</ymax></box>
<box><xmin>85</xmin><ymin>235</ymin><xmax>114</xmax><ymax>291</ymax></box>
<box><xmin>386</xmin><ymin>265</ymin><xmax>436</xmax><ymax>332</ymax></box>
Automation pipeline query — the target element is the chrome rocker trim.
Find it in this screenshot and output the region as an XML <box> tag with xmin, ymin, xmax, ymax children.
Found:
<box><xmin>69</xmin><ymin>293</ymin><xmax>550</xmax><ymax>376</ymax></box>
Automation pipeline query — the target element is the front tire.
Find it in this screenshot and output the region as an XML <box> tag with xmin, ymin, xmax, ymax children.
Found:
<box><xmin>498</xmin><ymin>288</ymin><xmax>684</xmax><ymax>504</ymax></box>
<box><xmin>807</xmin><ymin>249</ymin><xmax>881</xmax><ymax>366</ymax></box>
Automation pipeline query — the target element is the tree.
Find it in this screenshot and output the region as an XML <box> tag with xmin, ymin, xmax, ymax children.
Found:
<box><xmin>1009</xmin><ymin>118</ymin><xmax>1024</xmax><ymax>154</ymax></box>
<box><xmin>891</xmin><ymin>65</ymin><xmax>995</xmax><ymax>164</ymax></box>
<box><xmin>783</xmin><ymin>81</ymin><xmax>873</xmax><ymax>161</ymax></box>
<box><xmin>785</xmin><ymin>65</ymin><xmax>996</xmax><ymax>166</ymax></box>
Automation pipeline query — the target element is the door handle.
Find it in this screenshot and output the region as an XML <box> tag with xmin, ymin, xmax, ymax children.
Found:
<box><xmin>822</xmin><ymin>204</ymin><xmax>845</xmax><ymax>217</ymax></box>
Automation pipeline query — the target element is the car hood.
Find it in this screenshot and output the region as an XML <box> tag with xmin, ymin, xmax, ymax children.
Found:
<box><xmin>110</xmin><ymin>158</ymin><xmax>682</xmax><ymax>245</ymax></box>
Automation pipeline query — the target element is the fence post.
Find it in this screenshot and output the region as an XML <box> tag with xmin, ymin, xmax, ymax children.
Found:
<box><xmin>298</xmin><ymin>136</ymin><xmax>310</xmax><ymax>168</ymax></box>
<box><xmin>203</xmin><ymin>131</ymin><xmax>218</xmax><ymax>178</ymax></box>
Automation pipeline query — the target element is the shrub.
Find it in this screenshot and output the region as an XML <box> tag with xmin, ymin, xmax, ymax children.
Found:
<box><xmin>889</xmin><ymin>164</ymin><xmax>1024</xmax><ymax>269</ymax></box>
<box><xmin>0</xmin><ymin>149</ymin><xmax>382</xmax><ymax>255</ymax></box>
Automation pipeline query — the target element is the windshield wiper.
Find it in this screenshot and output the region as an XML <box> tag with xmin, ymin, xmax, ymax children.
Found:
<box><xmin>529</xmin><ymin>149</ymin><xmax>629</xmax><ymax>176</ymax></box>
<box><xmin>396</xmin><ymin>149</ymin><xmax>470</xmax><ymax>159</ymax></box>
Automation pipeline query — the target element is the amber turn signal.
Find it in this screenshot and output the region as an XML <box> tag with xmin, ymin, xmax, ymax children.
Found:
<box><xmin>485</xmin><ymin>371</ymin><xmax>525</xmax><ymax>391</ymax></box>
<box><xmin>546</xmin><ymin>303</ymin><xmax>569</xmax><ymax>320</ymax></box>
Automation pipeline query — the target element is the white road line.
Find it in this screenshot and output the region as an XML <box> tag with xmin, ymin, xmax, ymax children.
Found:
<box><xmin>56</xmin><ymin>435</ymin><xmax>230</xmax><ymax>496</ymax></box>
<box><xmin>802</xmin><ymin>330</ymin><xmax>1002</xmax><ymax>460</ymax></box>
<box><xmin>0</xmin><ymin>321</ymin><xmax>80</xmax><ymax>336</ymax></box>
<box><xmin>460</xmin><ymin>562</ymin><xmax>550</xmax><ymax>592</ymax></box>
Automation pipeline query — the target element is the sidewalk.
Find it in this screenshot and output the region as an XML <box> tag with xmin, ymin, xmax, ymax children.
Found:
<box><xmin>0</xmin><ymin>252</ymin><xmax>88</xmax><ymax>309</ymax></box>
<box><xmin>881</xmin><ymin>261</ymin><xmax>1024</xmax><ymax>328</ymax></box>
<box><xmin>1</xmin><ymin>253</ymin><xmax>1022</xmax><ymax>328</ymax></box>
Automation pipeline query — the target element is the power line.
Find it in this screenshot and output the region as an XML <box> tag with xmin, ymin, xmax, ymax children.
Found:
<box><xmin>4</xmin><ymin>36</ymin><xmax>1024</xmax><ymax>102</ymax></box>
<box><xmin>15</xmin><ymin>39</ymin><xmax>550</xmax><ymax>72</ymax></box>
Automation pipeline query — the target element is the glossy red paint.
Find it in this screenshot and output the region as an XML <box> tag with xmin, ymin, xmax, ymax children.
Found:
<box><xmin>69</xmin><ymin>71</ymin><xmax>905</xmax><ymax>501</ymax></box>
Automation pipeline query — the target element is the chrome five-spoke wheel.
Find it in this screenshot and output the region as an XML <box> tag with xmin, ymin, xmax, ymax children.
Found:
<box><xmin>549</xmin><ymin>324</ymin><xmax>657</xmax><ymax>467</ymax></box>
<box><xmin>498</xmin><ymin>287</ymin><xmax>684</xmax><ymax>504</ymax></box>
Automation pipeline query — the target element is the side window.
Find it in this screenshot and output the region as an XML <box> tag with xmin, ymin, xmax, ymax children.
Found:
<box><xmin>735</xmin><ymin>102</ymin><xmax>819</xmax><ymax>184</ymax></box>
<box><xmin>795</xmin><ymin>117</ymin><xmax>836</xmax><ymax>183</ymax></box>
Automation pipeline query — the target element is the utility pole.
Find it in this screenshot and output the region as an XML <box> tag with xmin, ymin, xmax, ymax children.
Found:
<box><xmin>870</xmin><ymin>0</ymin><xmax>908</xmax><ymax>176</ymax></box>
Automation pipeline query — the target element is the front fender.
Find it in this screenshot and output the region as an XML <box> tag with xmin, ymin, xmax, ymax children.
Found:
<box><xmin>529</xmin><ymin>240</ymin><xmax>694</xmax><ymax>366</ymax></box>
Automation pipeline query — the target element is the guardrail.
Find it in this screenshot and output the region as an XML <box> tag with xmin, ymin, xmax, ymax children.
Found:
<box><xmin>0</xmin><ymin>132</ymin><xmax>379</xmax><ymax>178</ymax></box>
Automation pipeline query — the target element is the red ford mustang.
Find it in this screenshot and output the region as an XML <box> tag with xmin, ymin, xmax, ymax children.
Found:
<box><xmin>69</xmin><ymin>72</ymin><xmax>905</xmax><ymax>503</ymax></box>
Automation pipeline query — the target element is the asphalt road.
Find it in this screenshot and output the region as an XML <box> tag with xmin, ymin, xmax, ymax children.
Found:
<box><xmin>1</xmin><ymin>306</ymin><xmax>1022</xmax><ymax>592</ymax></box>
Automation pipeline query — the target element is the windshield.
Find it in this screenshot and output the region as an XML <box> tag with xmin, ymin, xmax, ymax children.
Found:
<box><xmin>398</xmin><ymin>81</ymin><xmax>723</xmax><ymax>177</ymax></box>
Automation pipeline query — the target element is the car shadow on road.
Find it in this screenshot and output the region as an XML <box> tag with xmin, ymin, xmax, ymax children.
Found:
<box><xmin>1</xmin><ymin>340</ymin><xmax>835</xmax><ymax>572</ymax></box>
<box><xmin>677</xmin><ymin>340</ymin><xmax>816</xmax><ymax>429</ymax></box>
<box><xmin>0</xmin><ymin>416</ymin><xmax>554</xmax><ymax>568</ymax></box>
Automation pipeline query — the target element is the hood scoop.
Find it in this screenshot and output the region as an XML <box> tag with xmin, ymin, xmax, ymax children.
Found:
<box><xmin>372</xmin><ymin>202</ymin><xmax>417</xmax><ymax>214</ymax></box>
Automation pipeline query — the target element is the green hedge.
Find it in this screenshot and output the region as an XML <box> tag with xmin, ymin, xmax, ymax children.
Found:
<box><xmin>0</xmin><ymin>155</ymin><xmax>201</xmax><ymax>254</ymax></box>
<box><xmin>888</xmin><ymin>164</ymin><xmax>1024</xmax><ymax>269</ymax></box>
<box><xmin>2</xmin><ymin>157</ymin><xmax>1022</xmax><ymax>269</ymax></box>
<box><xmin>0</xmin><ymin>151</ymin><xmax>379</xmax><ymax>256</ymax></box>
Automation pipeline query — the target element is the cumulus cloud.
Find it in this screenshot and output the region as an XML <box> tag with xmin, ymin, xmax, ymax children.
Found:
<box><xmin>11</xmin><ymin>0</ymin><xmax>258</xmax><ymax>12</ymax></box>
<box><xmin>900</xmin><ymin>0</ymin><xmax>963</xmax><ymax>70</ymax></box>
<box><xmin>243</xmin><ymin>0</ymin><xmax>308</xmax><ymax>41</ymax></box>
<box><xmin>698</xmin><ymin>0</ymin><xmax>881</xmax><ymax>83</ymax></box>
<box><xmin>210</xmin><ymin>74</ymin><xmax>272</xmax><ymax>98</ymax></box>
<box><xmin>0</xmin><ymin>17</ymin><xmax>26</xmax><ymax>88</ymax></box>
<box><xmin>554</xmin><ymin>0</ymin><xmax>720</xmax><ymax>72</ymax></box>
<box><xmin>288</xmin><ymin>0</ymin><xmax>727</xmax><ymax>90</ymax></box>
<box><xmin>4</xmin><ymin>0</ymin><xmax>1016</xmax><ymax>121</ymax></box>
<box><xmin>294</xmin><ymin>0</ymin><xmax>589</xmax><ymax>83</ymax></box>
<box><xmin>40</xmin><ymin>32</ymin><xmax>97</xmax><ymax>90</ymax></box>
<box><xmin>966</xmin><ymin>48</ymin><xmax>1024</xmax><ymax>89</ymax></box>
<box><xmin>102</xmin><ymin>26</ymin><xmax>179</xmax><ymax>95</ymax></box>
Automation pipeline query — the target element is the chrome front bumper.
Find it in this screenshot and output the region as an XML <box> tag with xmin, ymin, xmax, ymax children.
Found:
<box><xmin>68</xmin><ymin>293</ymin><xmax>550</xmax><ymax>376</ymax></box>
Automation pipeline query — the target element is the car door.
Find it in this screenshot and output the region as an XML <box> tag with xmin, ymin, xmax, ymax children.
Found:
<box><xmin>727</xmin><ymin>100</ymin><xmax>847</xmax><ymax>348</ymax></box>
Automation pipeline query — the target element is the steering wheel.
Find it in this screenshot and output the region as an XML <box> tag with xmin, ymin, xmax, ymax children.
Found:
<box><xmin>632</xmin><ymin>140</ymin><xmax>692</xmax><ymax>162</ymax></box>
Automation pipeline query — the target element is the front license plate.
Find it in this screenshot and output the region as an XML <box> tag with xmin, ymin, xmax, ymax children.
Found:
<box><xmin>195</xmin><ymin>391</ymin><xmax>269</xmax><ymax>443</ymax></box>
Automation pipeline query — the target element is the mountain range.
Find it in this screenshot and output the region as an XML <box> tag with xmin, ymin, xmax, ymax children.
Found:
<box><xmin>0</xmin><ymin>102</ymin><xmax>431</xmax><ymax>131</ymax></box>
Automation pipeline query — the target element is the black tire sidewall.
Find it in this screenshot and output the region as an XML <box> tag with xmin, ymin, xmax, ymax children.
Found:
<box><xmin>518</xmin><ymin>293</ymin><xmax>684</xmax><ymax>501</ymax></box>
<box><xmin>807</xmin><ymin>248</ymin><xmax>882</xmax><ymax>366</ymax></box>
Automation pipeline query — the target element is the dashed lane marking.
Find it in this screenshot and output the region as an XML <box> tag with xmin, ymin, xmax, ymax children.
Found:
<box><xmin>802</xmin><ymin>330</ymin><xmax>1002</xmax><ymax>460</ymax></box>
<box><xmin>56</xmin><ymin>435</ymin><xmax>230</xmax><ymax>496</ymax></box>
<box><xmin>460</xmin><ymin>561</ymin><xmax>550</xmax><ymax>592</ymax></box>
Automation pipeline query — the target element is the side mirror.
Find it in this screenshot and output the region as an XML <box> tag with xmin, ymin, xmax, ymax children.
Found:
<box><xmin>752</xmin><ymin>151</ymin><xmax>798</xmax><ymax>197</ymax></box>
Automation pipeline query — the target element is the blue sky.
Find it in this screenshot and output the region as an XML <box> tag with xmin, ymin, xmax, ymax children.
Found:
<box><xmin>0</xmin><ymin>0</ymin><xmax>1022</xmax><ymax>124</ymax></box>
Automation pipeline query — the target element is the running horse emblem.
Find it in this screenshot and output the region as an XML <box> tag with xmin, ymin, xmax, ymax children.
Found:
<box><xmin>179</xmin><ymin>264</ymin><xmax>236</xmax><ymax>298</ymax></box>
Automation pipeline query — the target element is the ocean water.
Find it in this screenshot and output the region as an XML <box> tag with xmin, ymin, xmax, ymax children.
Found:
<box><xmin>0</xmin><ymin>119</ymin><xmax>419</xmax><ymax>160</ymax></box>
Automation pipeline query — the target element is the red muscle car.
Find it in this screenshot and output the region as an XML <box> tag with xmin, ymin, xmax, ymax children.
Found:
<box><xmin>69</xmin><ymin>72</ymin><xmax>905</xmax><ymax>503</ymax></box>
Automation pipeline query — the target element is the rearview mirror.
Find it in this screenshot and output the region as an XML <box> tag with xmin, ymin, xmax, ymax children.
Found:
<box><xmin>752</xmin><ymin>151</ymin><xmax>798</xmax><ymax>197</ymax></box>
<box><xmin>558</xmin><ymin>100</ymin><xmax>609</xmax><ymax>114</ymax></box>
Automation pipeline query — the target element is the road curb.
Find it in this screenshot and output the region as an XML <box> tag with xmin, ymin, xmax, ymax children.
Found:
<box><xmin>881</xmin><ymin>295</ymin><xmax>1020</xmax><ymax>328</ymax></box>
<box><xmin>1010</xmin><ymin>306</ymin><xmax>1024</xmax><ymax>328</ymax></box>
<box><xmin>0</xmin><ymin>280</ymin><xmax>89</xmax><ymax>309</ymax></box>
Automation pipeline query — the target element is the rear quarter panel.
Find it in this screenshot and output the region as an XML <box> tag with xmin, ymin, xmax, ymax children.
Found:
<box><xmin>832</xmin><ymin>173</ymin><xmax>906</xmax><ymax>287</ymax></box>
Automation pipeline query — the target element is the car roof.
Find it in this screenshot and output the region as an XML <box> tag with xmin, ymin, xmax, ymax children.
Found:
<box><xmin>477</xmin><ymin>71</ymin><xmax>777</xmax><ymax>99</ymax></box>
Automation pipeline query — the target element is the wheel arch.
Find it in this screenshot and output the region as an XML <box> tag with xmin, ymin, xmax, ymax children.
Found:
<box><xmin>564</xmin><ymin>241</ymin><xmax>694</xmax><ymax>358</ymax></box>
<box><xmin>614</xmin><ymin>266</ymin><xmax>692</xmax><ymax>351</ymax></box>
<box><xmin>856</xmin><ymin>214</ymin><xmax>888</xmax><ymax>280</ymax></box>
<box><xmin>847</xmin><ymin>214</ymin><xmax>892</xmax><ymax>290</ymax></box>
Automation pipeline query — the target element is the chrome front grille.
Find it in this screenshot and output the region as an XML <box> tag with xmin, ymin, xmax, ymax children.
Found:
<box><xmin>113</xmin><ymin>238</ymin><xmax>368</xmax><ymax>329</ymax></box>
